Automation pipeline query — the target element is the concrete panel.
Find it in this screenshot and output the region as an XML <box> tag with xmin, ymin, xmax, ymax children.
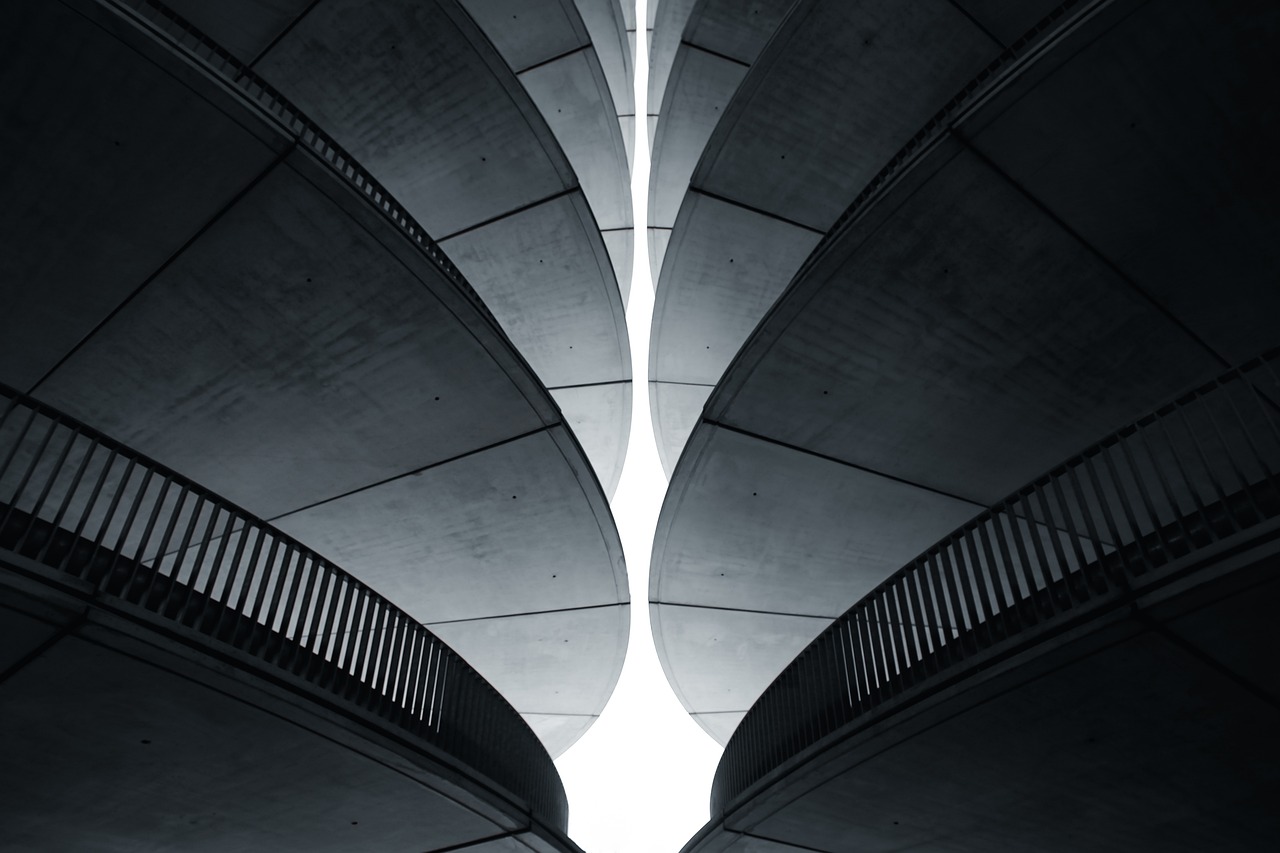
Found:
<box><xmin>272</xmin><ymin>430</ymin><xmax>626</xmax><ymax>624</ymax></box>
<box><xmin>519</xmin><ymin>50</ymin><xmax>632</xmax><ymax>230</ymax></box>
<box><xmin>0</xmin><ymin>636</ymin><xmax>511</xmax><ymax>852</ymax></box>
<box><xmin>36</xmin><ymin>162</ymin><xmax>544</xmax><ymax>519</ymax></box>
<box><xmin>749</xmin><ymin>625</ymin><xmax>1280</xmax><ymax>851</ymax></box>
<box><xmin>459</xmin><ymin>0</ymin><xmax>585</xmax><ymax>72</ymax></box>
<box><xmin>161</xmin><ymin>0</ymin><xmax>311</xmax><ymax>62</ymax></box>
<box><xmin>693</xmin><ymin>711</ymin><xmax>746</xmax><ymax>745</ymax></box>
<box><xmin>648</xmin><ymin>227</ymin><xmax>672</xmax><ymax>283</ymax></box>
<box><xmin>651</xmin><ymin>427</ymin><xmax>981</xmax><ymax>616</ymax></box>
<box><xmin>572</xmin><ymin>0</ymin><xmax>635</xmax><ymax>116</ymax></box>
<box><xmin>956</xmin><ymin>0</ymin><xmax>1065</xmax><ymax>46</ymax></box>
<box><xmin>714</xmin><ymin>148</ymin><xmax>1224</xmax><ymax>504</ymax></box>
<box><xmin>685</xmin><ymin>0</ymin><xmax>794</xmax><ymax>65</ymax></box>
<box><xmin>650</xmin><ymin>603</ymin><xmax>829</xmax><ymax>721</ymax></box>
<box><xmin>0</xmin><ymin>2</ymin><xmax>282</xmax><ymax>390</ymax></box>
<box><xmin>696</xmin><ymin>0</ymin><xmax>997</xmax><ymax>231</ymax></box>
<box><xmin>255</xmin><ymin>0</ymin><xmax>569</xmax><ymax>236</ymax></box>
<box><xmin>440</xmin><ymin>193</ymin><xmax>630</xmax><ymax>387</ymax></box>
<box><xmin>965</xmin><ymin>0</ymin><xmax>1280</xmax><ymax>364</ymax></box>
<box><xmin>602</xmin><ymin>228</ymin><xmax>634</xmax><ymax>306</ymax></box>
<box><xmin>648</xmin><ymin>0</ymin><xmax>698</xmax><ymax>115</ymax></box>
<box><xmin>651</xmin><ymin>381</ymin><xmax>711</xmax><ymax>477</ymax></box>
<box><xmin>526</xmin><ymin>713</ymin><xmax>597</xmax><ymax>758</ymax></box>
<box><xmin>550</xmin><ymin>383</ymin><xmax>632</xmax><ymax>499</ymax></box>
<box><xmin>649</xmin><ymin>48</ymin><xmax>747</xmax><ymax>228</ymax></box>
<box><xmin>427</xmin><ymin>604</ymin><xmax>629</xmax><ymax>724</ymax></box>
<box><xmin>620</xmin><ymin>114</ymin><xmax>636</xmax><ymax>173</ymax></box>
<box><xmin>651</xmin><ymin>194</ymin><xmax>822</xmax><ymax>384</ymax></box>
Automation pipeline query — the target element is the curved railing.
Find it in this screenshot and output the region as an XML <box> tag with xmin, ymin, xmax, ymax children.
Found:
<box><xmin>0</xmin><ymin>386</ymin><xmax>569</xmax><ymax>829</ymax></box>
<box><xmin>711</xmin><ymin>349</ymin><xmax>1280</xmax><ymax>813</ymax></box>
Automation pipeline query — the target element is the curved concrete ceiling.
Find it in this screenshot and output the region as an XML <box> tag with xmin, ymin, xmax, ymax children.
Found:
<box><xmin>161</xmin><ymin>0</ymin><xmax>633</xmax><ymax>499</ymax></box>
<box><xmin>0</xmin><ymin>0</ymin><xmax>629</xmax><ymax>757</ymax></box>
<box><xmin>648</xmin><ymin>0</ymin><xmax>1280</xmax><ymax>743</ymax></box>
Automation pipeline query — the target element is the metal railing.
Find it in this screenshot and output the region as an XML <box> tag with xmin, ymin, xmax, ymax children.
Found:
<box><xmin>711</xmin><ymin>350</ymin><xmax>1280</xmax><ymax>813</ymax></box>
<box><xmin>0</xmin><ymin>386</ymin><xmax>569</xmax><ymax>829</ymax></box>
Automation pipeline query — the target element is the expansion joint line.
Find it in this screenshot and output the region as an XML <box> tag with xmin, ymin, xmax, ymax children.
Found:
<box><xmin>951</xmin><ymin>132</ymin><xmax>1232</xmax><ymax>371</ymax></box>
<box><xmin>0</xmin><ymin>605</ymin><xmax>89</xmax><ymax>688</ymax></box>
<box><xmin>723</xmin><ymin>828</ymin><xmax>833</xmax><ymax>853</ymax></box>
<box><xmin>421</xmin><ymin>827</ymin><xmax>527</xmax><ymax>853</ymax></box>
<box><xmin>689</xmin><ymin>187</ymin><xmax>826</xmax><ymax>235</ymax></box>
<box><xmin>27</xmin><ymin>142</ymin><xmax>297</xmax><ymax>396</ymax></box>
<box><xmin>247</xmin><ymin>0</ymin><xmax>324</xmax><ymax>68</ymax></box>
<box><xmin>1130</xmin><ymin>607</ymin><xmax>1280</xmax><ymax>712</ymax></box>
<box><xmin>680</xmin><ymin>40</ymin><xmax>751</xmax><ymax>68</ymax></box>
<box><xmin>703</xmin><ymin>419</ymin><xmax>986</xmax><ymax>509</ymax></box>
<box><xmin>515</xmin><ymin>43</ymin><xmax>591</xmax><ymax>76</ymax></box>
<box><xmin>434</xmin><ymin>187</ymin><xmax>580</xmax><ymax>243</ymax></box>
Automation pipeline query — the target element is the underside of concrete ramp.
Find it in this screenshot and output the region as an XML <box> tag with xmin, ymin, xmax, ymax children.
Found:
<box><xmin>648</xmin><ymin>0</ymin><xmax>1280</xmax><ymax>743</ymax></box>
<box><xmin>0</xmin><ymin>567</ymin><xmax>581</xmax><ymax>853</ymax></box>
<box><xmin>682</xmin><ymin>545</ymin><xmax>1280</xmax><ymax>853</ymax></box>
<box><xmin>0</xmin><ymin>0</ymin><xmax>629</xmax><ymax>757</ymax></box>
<box><xmin>158</xmin><ymin>0</ymin><xmax>635</xmax><ymax>496</ymax></box>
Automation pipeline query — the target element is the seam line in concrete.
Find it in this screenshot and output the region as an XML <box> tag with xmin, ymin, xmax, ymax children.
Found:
<box><xmin>954</xmin><ymin>134</ymin><xmax>1231</xmax><ymax>371</ymax></box>
<box><xmin>651</xmin><ymin>601</ymin><xmax>832</xmax><ymax>621</ymax></box>
<box><xmin>548</xmin><ymin>379</ymin><xmax>632</xmax><ymax>390</ymax></box>
<box><xmin>705</xmin><ymin>419</ymin><xmax>988</xmax><ymax>509</ymax></box>
<box><xmin>423</xmin><ymin>828</ymin><xmax>527</xmax><ymax>853</ymax></box>
<box><xmin>434</xmin><ymin>187</ymin><xmax>580</xmax><ymax>243</ymax></box>
<box><xmin>681</xmin><ymin>40</ymin><xmax>752</xmax><ymax>68</ymax></box>
<box><xmin>0</xmin><ymin>607</ymin><xmax>88</xmax><ymax>688</ymax></box>
<box><xmin>690</xmin><ymin>187</ymin><xmax>826</xmax><ymax>235</ymax></box>
<box><xmin>27</xmin><ymin>145</ymin><xmax>294</xmax><ymax>397</ymax></box>
<box><xmin>1135</xmin><ymin>608</ymin><xmax>1280</xmax><ymax>711</ymax></box>
<box><xmin>266</xmin><ymin>425</ymin><xmax>551</xmax><ymax>522</ymax></box>
<box><xmin>650</xmin><ymin>379</ymin><xmax>715</xmax><ymax>388</ymax></box>
<box><xmin>515</xmin><ymin>43</ymin><xmax>591</xmax><ymax>76</ymax></box>
<box><xmin>944</xmin><ymin>0</ymin><xmax>1008</xmax><ymax>49</ymax></box>
<box><xmin>247</xmin><ymin>0</ymin><xmax>323</xmax><ymax>68</ymax></box>
<box><xmin>729</xmin><ymin>830</ymin><xmax>832</xmax><ymax>853</ymax></box>
<box><xmin>424</xmin><ymin>601</ymin><xmax>625</xmax><ymax>627</ymax></box>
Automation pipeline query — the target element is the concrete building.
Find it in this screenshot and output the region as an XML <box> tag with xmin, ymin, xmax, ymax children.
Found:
<box><xmin>646</xmin><ymin>0</ymin><xmax>1280</xmax><ymax>847</ymax></box>
<box><xmin>0</xmin><ymin>0</ymin><xmax>636</xmax><ymax>847</ymax></box>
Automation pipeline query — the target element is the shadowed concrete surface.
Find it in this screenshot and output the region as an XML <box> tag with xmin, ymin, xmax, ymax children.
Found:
<box><xmin>0</xmin><ymin>567</ymin><xmax>583</xmax><ymax>853</ymax></box>
<box><xmin>159</xmin><ymin>0</ymin><xmax>634</xmax><ymax>496</ymax></box>
<box><xmin>647</xmin><ymin>0</ymin><xmax>1280</xmax><ymax>745</ymax></box>
<box><xmin>681</xmin><ymin>544</ymin><xmax>1280</xmax><ymax>852</ymax></box>
<box><xmin>0</xmin><ymin>0</ymin><xmax>628</xmax><ymax>757</ymax></box>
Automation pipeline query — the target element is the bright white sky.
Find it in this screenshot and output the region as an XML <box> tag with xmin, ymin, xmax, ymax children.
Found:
<box><xmin>555</xmin><ymin>3</ymin><xmax>726</xmax><ymax>849</ymax></box>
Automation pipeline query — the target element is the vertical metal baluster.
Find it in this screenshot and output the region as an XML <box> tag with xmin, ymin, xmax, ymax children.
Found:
<box><xmin>156</xmin><ymin>492</ymin><xmax>207</xmax><ymax>614</ymax></box>
<box><xmin>960</xmin><ymin>526</ymin><xmax>997</xmax><ymax>640</ymax></box>
<box><xmin>986</xmin><ymin>511</ymin><xmax>1023</xmax><ymax>633</ymax></box>
<box><xmin>1197</xmin><ymin>386</ymin><xmax>1263</xmax><ymax>524</ymax></box>
<box><xmin>102</xmin><ymin>466</ymin><xmax>154</xmax><ymax>594</ymax></box>
<box><xmin>0</xmin><ymin>412</ymin><xmax>60</xmax><ymax>536</ymax></box>
<box><xmin>37</xmin><ymin>433</ymin><xmax>99</xmax><ymax>565</ymax></box>
<box><xmin>60</xmin><ymin>446</ymin><xmax>119</xmax><ymax>576</ymax></box>
<box><xmin>1002</xmin><ymin>500</ymin><xmax>1042</xmax><ymax>624</ymax></box>
<box><xmin>1064</xmin><ymin>462</ymin><xmax>1109</xmax><ymax>594</ymax></box>
<box><xmin>905</xmin><ymin>564</ymin><xmax>937</xmax><ymax>674</ymax></box>
<box><xmin>1143</xmin><ymin>418</ymin><xmax>1211</xmax><ymax>547</ymax></box>
<box><xmin>923</xmin><ymin>552</ymin><xmax>959</xmax><ymax>662</ymax></box>
<box><xmin>16</xmin><ymin>424</ymin><xmax>78</xmax><ymax>554</ymax></box>
<box><xmin>1030</xmin><ymin>479</ymin><xmax>1075</xmax><ymax>610</ymax></box>
<box><xmin>1114</xmin><ymin>437</ymin><xmax>1169</xmax><ymax>567</ymax></box>
<box><xmin>191</xmin><ymin>509</ymin><xmax>237</xmax><ymax>626</ymax></box>
<box><xmin>939</xmin><ymin>545</ymin><xmax>981</xmax><ymax>651</ymax></box>
<box><xmin>975</xmin><ymin>518</ymin><xmax>1012</xmax><ymax>635</ymax></box>
<box><xmin>1048</xmin><ymin>471</ymin><xmax>1093</xmax><ymax>601</ymax></box>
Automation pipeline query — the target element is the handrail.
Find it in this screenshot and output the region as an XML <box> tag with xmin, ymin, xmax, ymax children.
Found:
<box><xmin>711</xmin><ymin>349</ymin><xmax>1280</xmax><ymax>813</ymax></box>
<box><xmin>0</xmin><ymin>385</ymin><xmax>569</xmax><ymax>830</ymax></box>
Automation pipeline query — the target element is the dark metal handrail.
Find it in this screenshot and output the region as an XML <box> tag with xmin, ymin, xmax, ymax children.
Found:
<box><xmin>0</xmin><ymin>385</ymin><xmax>569</xmax><ymax>829</ymax></box>
<box><xmin>711</xmin><ymin>350</ymin><xmax>1280</xmax><ymax>813</ymax></box>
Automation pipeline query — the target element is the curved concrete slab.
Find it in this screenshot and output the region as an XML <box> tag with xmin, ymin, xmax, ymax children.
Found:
<box><xmin>649</xmin><ymin>0</ymin><xmax>1280</xmax><ymax>742</ymax></box>
<box><xmin>0</xmin><ymin>575</ymin><xmax>582</xmax><ymax>851</ymax></box>
<box><xmin>1</xmin><ymin>0</ymin><xmax>627</xmax><ymax>756</ymax></box>
<box><xmin>162</xmin><ymin>0</ymin><xmax>633</xmax><ymax>497</ymax></box>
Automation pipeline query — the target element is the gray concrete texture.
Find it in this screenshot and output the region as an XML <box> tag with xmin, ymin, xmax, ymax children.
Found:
<box><xmin>0</xmin><ymin>0</ymin><xmax>628</xmax><ymax>757</ymax></box>
<box><xmin>0</xmin><ymin>578</ymin><xmax>582</xmax><ymax>853</ymax></box>
<box><xmin>648</xmin><ymin>0</ymin><xmax>1280</xmax><ymax>743</ymax></box>
<box><xmin>162</xmin><ymin>0</ymin><xmax>635</xmax><ymax>496</ymax></box>
<box><xmin>682</xmin><ymin>555</ymin><xmax>1280</xmax><ymax>851</ymax></box>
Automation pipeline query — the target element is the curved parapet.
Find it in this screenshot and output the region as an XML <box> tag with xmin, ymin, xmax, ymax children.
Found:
<box><xmin>687</xmin><ymin>352</ymin><xmax>1280</xmax><ymax>849</ymax></box>
<box><xmin>649</xmin><ymin>0</ymin><xmax>1090</xmax><ymax>475</ymax></box>
<box><xmin>0</xmin><ymin>0</ymin><xmax>627</xmax><ymax>757</ymax></box>
<box><xmin>650</xmin><ymin>0</ymin><xmax>1280</xmax><ymax>744</ymax></box>
<box><xmin>156</xmin><ymin>0</ymin><xmax>633</xmax><ymax>496</ymax></box>
<box><xmin>0</xmin><ymin>389</ymin><xmax>582</xmax><ymax>848</ymax></box>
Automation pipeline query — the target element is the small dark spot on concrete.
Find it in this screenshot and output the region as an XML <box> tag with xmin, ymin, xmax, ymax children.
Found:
<box><xmin>512</xmin><ymin>495</ymin><xmax>518</xmax><ymax>499</ymax></box>
<box><xmin>434</xmin><ymin>396</ymin><xmax>440</xmax><ymax>401</ymax></box>
<box><xmin>141</xmin><ymin>739</ymin><xmax>151</xmax><ymax>745</ymax></box>
<box><xmin>351</xmin><ymin>821</ymin><xmax>358</xmax><ymax>825</ymax></box>
<box><xmin>552</xmin><ymin>574</ymin><xmax>557</xmax><ymax>578</ymax></box>
<box><xmin>823</xmin><ymin>390</ymin><xmax>829</xmax><ymax>395</ymax></box>
<box><xmin>752</xmin><ymin>492</ymin><xmax>757</xmax><ymax>496</ymax></box>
